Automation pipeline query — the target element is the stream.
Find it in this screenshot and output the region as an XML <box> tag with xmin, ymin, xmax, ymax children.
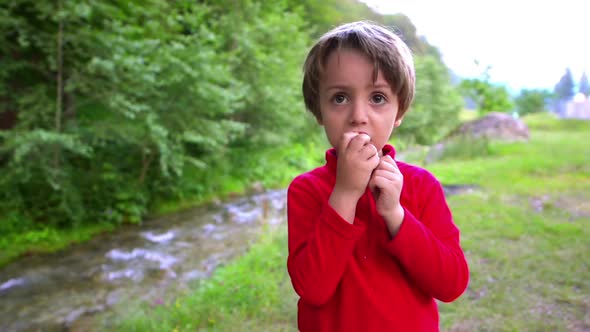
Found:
<box><xmin>0</xmin><ymin>189</ymin><xmax>288</xmax><ymax>332</ymax></box>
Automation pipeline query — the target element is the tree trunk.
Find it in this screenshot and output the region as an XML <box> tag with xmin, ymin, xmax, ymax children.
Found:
<box><xmin>54</xmin><ymin>0</ymin><xmax>64</xmax><ymax>168</ymax></box>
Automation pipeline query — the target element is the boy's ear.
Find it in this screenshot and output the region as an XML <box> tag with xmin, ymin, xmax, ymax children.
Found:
<box><xmin>394</xmin><ymin>115</ymin><xmax>404</xmax><ymax>128</ymax></box>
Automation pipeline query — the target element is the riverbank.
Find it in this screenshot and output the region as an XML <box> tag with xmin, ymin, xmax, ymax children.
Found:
<box><xmin>110</xmin><ymin>113</ymin><xmax>590</xmax><ymax>331</ymax></box>
<box><xmin>0</xmin><ymin>189</ymin><xmax>292</xmax><ymax>331</ymax></box>
<box><xmin>0</xmin><ymin>137</ymin><xmax>328</xmax><ymax>269</ymax></box>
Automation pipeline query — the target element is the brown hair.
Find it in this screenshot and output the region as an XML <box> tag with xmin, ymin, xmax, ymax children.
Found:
<box><xmin>302</xmin><ymin>21</ymin><xmax>415</xmax><ymax>121</ymax></box>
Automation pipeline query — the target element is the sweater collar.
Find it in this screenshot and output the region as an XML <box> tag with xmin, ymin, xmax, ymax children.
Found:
<box><xmin>326</xmin><ymin>144</ymin><xmax>397</xmax><ymax>172</ymax></box>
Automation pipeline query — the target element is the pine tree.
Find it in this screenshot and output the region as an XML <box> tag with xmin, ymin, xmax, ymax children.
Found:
<box><xmin>554</xmin><ymin>68</ymin><xmax>575</xmax><ymax>100</ymax></box>
<box><xmin>579</xmin><ymin>71</ymin><xmax>590</xmax><ymax>96</ymax></box>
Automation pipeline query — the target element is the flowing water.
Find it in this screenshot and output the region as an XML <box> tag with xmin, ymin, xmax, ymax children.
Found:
<box><xmin>0</xmin><ymin>189</ymin><xmax>288</xmax><ymax>332</ymax></box>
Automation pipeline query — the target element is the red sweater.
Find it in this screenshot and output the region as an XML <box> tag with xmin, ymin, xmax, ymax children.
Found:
<box><xmin>287</xmin><ymin>144</ymin><xmax>469</xmax><ymax>332</ymax></box>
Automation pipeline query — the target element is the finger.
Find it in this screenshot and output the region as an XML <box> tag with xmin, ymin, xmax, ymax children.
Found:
<box><xmin>372</xmin><ymin>169</ymin><xmax>397</xmax><ymax>181</ymax></box>
<box><xmin>376</xmin><ymin>160</ymin><xmax>397</xmax><ymax>172</ymax></box>
<box><xmin>370</xmin><ymin>174</ymin><xmax>391</xmax><ymax>191</ymax></box>
<box><xmin>348</xmin><ymin>133</ymin><xmax>371</xmax><ymax>151</ymax></box>
<box><xmin>368</xmin><ymin>151</ymin><xmax>380</xmax><ymax>169</ymax></box>
<box><xmin>339</xmin><ymin>132</ymin><xmax>359</xmax><ymax>152</ymax></box>
<box><xmin>356</xmin><ymin>132</ymin><xmax>371</xmax><ymax>143</ymax></box>
<box><xmin>380</xmin><ymin>155</ymin><xmax>395</xmax><ymax>164</ymax></box>
<box><xmin>381</xmin><ymin>155</ymin><xmax>400</xmax><ymax>171</ymax></box>
<box><xmin>359</xmin><ymin>143</ymin><xmax>378</xmax><ymax>160</ymax></box>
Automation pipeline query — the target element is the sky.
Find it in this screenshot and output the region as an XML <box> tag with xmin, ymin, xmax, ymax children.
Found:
<box><xmin>361</xmin><ymin>0</ymin><xmax>589</xmax><ymax>92</ymax></box>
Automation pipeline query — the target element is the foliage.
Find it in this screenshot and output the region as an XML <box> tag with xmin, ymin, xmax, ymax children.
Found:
<box><xmin>380</xmin><ymin>13</ymin><xmax>442</xmax><ymax>59</ymax></box>
<box><xmin>397</xmin><ymin>55</ymin><xmax>463</xmax><ymax>145</ymax></box>
<box><xmin>206</xmin><ymin>0</ymin><xmax>311</xmax><ymax>148</ymax></box>
<box><xmin>554</xmin><ymin>67</ymin><xmax>575</xmax><ymax>100</ymax></box>
<box><xmin>0</xmin><ymin>221</ymin><xmax>114</xmax><ymax>268</ymax></box>
<box><xmin>514</xmin><ymin>89</ymin><xmax>551</xmax><ymax>115</ymax></box>
<box><xmin>457</xmin><ymin>63</ymin><xmax>514</xmax><ymax>115</ymax></box>
<box><xmin>0</xmin><ymin>134</ymin><xmax>326</xmax><ymax>268</ymax></box>
<box><xmin>0</xmin><ymin>0</ymin><xmax>310</xmax><ymax>230</ymax></box>
<box><xmin>288</xmin><ymin>0</ymin><xmax>382</xmax><ymax>38</ymax></box>
<box><xmin>459</xmin><ymin>79</ymin><xmax>514</xmax><ymax>115</ymax></box>
<box><xmin>289</xmin><ymin>0</ymin><xmax>440</xmax><ymax>59</ymax></box>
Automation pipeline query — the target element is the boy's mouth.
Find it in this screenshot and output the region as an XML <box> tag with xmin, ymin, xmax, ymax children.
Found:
<box><xmin>355</xmin><ymin>131</ymin><xmax>371</xmax><ymax>141</ymax></box>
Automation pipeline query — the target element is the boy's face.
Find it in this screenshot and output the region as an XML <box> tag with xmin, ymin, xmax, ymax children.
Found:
<box><xmin>318</xmin><ymin>49</ymin><xmax>402</xmax><ymax>155</ymax></box>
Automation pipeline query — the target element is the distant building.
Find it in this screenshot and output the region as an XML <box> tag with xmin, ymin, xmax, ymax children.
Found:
<box><xmin>563</xmin><ymin>93</ymin><xmax>590</xmax><ymax>119</ymax></box>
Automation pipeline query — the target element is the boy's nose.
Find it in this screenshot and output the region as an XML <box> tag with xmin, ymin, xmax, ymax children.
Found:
<box><xmin>350</xmin><ymin>101</ymin><xmax>368</xmax><ymax>125</ymax></box>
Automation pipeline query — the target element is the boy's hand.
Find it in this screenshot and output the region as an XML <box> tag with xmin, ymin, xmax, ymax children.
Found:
<box><xmin>369</xmin><ymin>155</ymin><xmax>405</xmax><ymax>236</ymax></box>
<box><xmin>333</xmin><ymin>132</ymin><xmax>380</xmax><ymax>199</ymax></box>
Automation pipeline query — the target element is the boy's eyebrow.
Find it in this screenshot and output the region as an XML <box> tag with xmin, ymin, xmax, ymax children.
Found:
<box><xmin>323</xmin><ymin>82</ymin><xmax>391</xmax><ymax>91</ymax></box>
<box><xmin>370</xmin><ymin>83</ymin><xmax>391</xmax><ymax>90</ymax></box>
<box><xmin>323</xmin><ymin>84</ymin><xmax>350</xmax><ymax>91</ymax></box>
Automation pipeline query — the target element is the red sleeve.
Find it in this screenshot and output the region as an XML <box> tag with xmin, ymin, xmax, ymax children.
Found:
<box><xmin>286</xmin><ymin>175</ymin><xmax>366</xmax><ymax>306</ymax></box>
<box><xmin>384</xmin><ymin>175</ymin><xmax>469</xmax><ymax>302</ymax></box>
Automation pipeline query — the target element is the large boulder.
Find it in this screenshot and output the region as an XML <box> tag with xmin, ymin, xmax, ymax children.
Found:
<box><xmin>450</xmin><ymin>112</ymin><xmax>529</xmax><ymax>141</ymax></box>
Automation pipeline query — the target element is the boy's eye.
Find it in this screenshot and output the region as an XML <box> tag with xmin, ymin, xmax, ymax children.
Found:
<box><xmin>371</xmin><ymin>93</ymin><xmax>387</xmax><ymax>105</ymax></box>
<box><xmin>333</xmin><ymin>94</ymin><xmax>348</xmax><ymax>104</ymax></box>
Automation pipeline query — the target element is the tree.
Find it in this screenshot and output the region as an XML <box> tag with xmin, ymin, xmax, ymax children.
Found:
<box><xmin>397</xmin><ymin>56</ymin><xmax>463</xmax><ymax>145</ymax></box>
<box><xmin>457</xmin><ymin>63</ymin><xmax>514</xmax><ymax>115</ymax></box>
<box><xmin>287</xmin><ymin>0</ymin><xmax>442</xmax><ymax>60</ymax></box>
<box><xmin>515</xmin><ymin>89</ymin><xmax>551</xmax><ymax>115</ymax></box>
<box><xmin>579</xmin><ymin>71</ymin><xmax>589</xmax><ymax>96</ymax></box>
<box><xmin>380</xmin><ymin>14</ymin><xmax>441</xmax><ymax>59</ymax></box>
<box><xmin>460</xmin><ymin>79</ymin><xmax>514</xmax><ymax>115</ymax></box>
<box><xmin>287</xmin><ymin>0</ymin><xmax>381</xmax><ymax>37</ymax></box>
<box><xmin>0</xmin><ymin>0</ymin><xmax>312</xmax><ymax>227</ymax></box>
<box><xmin>554</xmin><ymin>68</ymin><xmax>575</xmax><ymax>100</ymax></box>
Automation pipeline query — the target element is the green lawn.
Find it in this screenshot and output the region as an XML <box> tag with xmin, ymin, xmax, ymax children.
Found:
<box><xmin>110</xmin><ymin>113</ymin><xmax>590</xmax><ymax>331</ymax></box>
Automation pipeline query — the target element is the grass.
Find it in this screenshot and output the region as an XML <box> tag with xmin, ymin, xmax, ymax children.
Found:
<box><xmin>104</xmin><ymin>225</ymin><xmax>298</xmax><ymax>331</ymax></box>
<box><xmin>458</xmin><ymin>108</ymin><xmax>479</xmax><ymax>122</ymax></box>
<box><xmin>431</xmin><ymin>112</ymin><xmax>590</xmax><ymax>331</ymax></box>
<box><xmin>110</xmin><ymin>112</ymin><xmax>590</xmax><ymax>331</ymax></box>
<box><xmin>0</xmin><ymin>222</ymin><xmax>116</xmax><ymax>268</ymax></box>
<box><xmin>428</xmin><ymin>114</ymin><xmax>590</xmax><ymax>196</ymax></box>
<box><xmin>439</xmin><ymin>193</ymin><xmax>588</xmax><ymax>331</ymax></box>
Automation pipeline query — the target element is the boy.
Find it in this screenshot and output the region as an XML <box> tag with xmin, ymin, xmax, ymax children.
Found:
<box><xmin>286</xmin><ymin>21</ymin><xmax>469</xmax><ymax>331</ymax></box>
